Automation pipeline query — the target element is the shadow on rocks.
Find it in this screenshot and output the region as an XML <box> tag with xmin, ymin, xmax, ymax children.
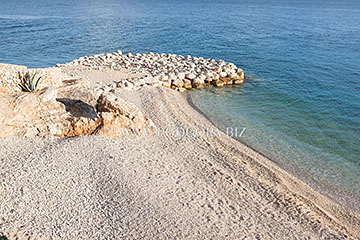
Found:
<box><xmin>56</xmin><ymin>98</ymin><xmax>99</xmax><ymax>119</ymax></box>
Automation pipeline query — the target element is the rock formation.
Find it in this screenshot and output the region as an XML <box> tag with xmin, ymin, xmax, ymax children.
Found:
<box><xmin>0</xmin><ymin>63</ymin><xmax>64</xmax><ymax>92</ymax></box>
<box><xmin>0</xmin><ymin>51</ymin><xmax>245</xmax><ymax>138</ymax></box>
<box><xmin>0</xmin><ymin>86</ymin><xmax>154</xmax><ymax>138</ymax></box>
<box><xmin>96</xmin><ymin>92</ymin><xmax>155</xmax><ymax>137</ymax></box>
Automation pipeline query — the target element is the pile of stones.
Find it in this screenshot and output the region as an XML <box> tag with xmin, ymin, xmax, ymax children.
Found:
<box><xmin>60</xmin><ymin>51</ymin><xmax>245</xmax><ymax>91</ymax></box>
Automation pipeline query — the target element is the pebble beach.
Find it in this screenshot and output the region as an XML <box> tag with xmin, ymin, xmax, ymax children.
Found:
<box><xmin>1</xmin><ymin>0</ymin><xmax>360</xmax><ymax>238</ymax></box>
<box><xmin>0</xmin><ymin>57</ymin><xmax>360</xmax><ymax>238</ymax></box>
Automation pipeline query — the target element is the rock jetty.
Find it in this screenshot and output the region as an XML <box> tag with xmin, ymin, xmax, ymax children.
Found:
<box><xmin>60</xmin><ymin>51</ymin><xmax>245</xmax><ymax>91</ymax></box>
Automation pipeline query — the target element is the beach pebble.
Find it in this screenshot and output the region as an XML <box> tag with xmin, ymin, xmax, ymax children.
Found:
<box><xmin>220</xmin><ymin>72</ymin><xmax>228</xmax><ymax>78</ymax></box>
<box><xmin>160</xmin><ymin>75</ymin><xmax>169</xmax><ymax>81</ymax></box>
<box><xmin>162</xmin><ymin>81</ymin><xmax>171</xmax><ymax>88</ymax></box>
<box><xmin>193</xmin><ymin>77</ymin><xmax>205</xmax><ymax>88</ymax></box>
<box><xmin>125</xmin><ymin>81</ymin><xmax>134</xmax><ymax>89</ymax></box>
<box><xmin>185</xmin><ymin>73</ymin><xmax>197</xmax><ymax>80</ymax></box>
<box><xmin>172</xmin><ymin>79</ymin><xmax>184</xmax><ymax>88</ymax></box>
<box><xmin>184</xmin><ymin>79</ymin><xmax>192</xmax><ymax>89</ymax></box>
<box><xmin>177</xmin><ymin>72</ymin><xmax>185</xmax><ymax>80</ymax></box>
<box><xmin>205</xmin><ymin>72</ymin><xmax>214</xmax><ymax>79</ymax></box>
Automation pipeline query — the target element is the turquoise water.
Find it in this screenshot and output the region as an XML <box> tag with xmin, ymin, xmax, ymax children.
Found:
<box><xmin>0</xmin><ymin>0</ymin><xmax>359</xmax><ymax>210</ymax></box>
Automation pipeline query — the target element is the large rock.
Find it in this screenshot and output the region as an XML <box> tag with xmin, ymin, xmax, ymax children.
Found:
<box><xmin>172</xmin><ymin>79</ymin><xmax>184</xmax><ymax>88</ymax></box>
<box><xmin>55</xmin><ymin>98</ymin><xmax>102</xmax><ymax>137</ymax></box>
<box><xmin>183</xmin><ymin>79</ymin><xmax>192</xmax><ymax>89</ymax></box>
<box><xmin>213</xmin><ymin>80</ymin><xmax>225</xmax><ymax>87</ymax></box>
<box><xmin>96</xmin><ymin>92</ymin><xmax>155</xmax><ymax>137</ymax></box>
<box><xmin>0</xmin><ymin>88</ymin><xmax>156</xmax><ymax>138</ymax></box>
<box><xmin>220</xmin><ymin>77</ymin><xmax>234</xmax><ymax>85</ymax></box>
<box><xmin>192</xmin><ymin>77</ymin><xmax>205</xmax><ymax>88</ymax></box>
<box><xmin>185</xmin><ymin>72</ymin><xmax>197</xmax><ymax>80</ymax></box>
<box><xmin>0</xmin><ymin>87</ymin><xmax>102</xmax><ymax>138</ymax></box>
<box><xmin>162</xmin><ymin>81</ymin><xmax>171</xmax><ymax>88</ymax></box>
<box><xmin>0</xmin><ymin>63</ymin><xmax>64</xmax><ymax>92</ymax></box>
<box><xmin>238</xmin><ymin>69</ymin><xmax>245</xmax><ymax>80</ymax></box>
<box><xmin>177</xmin><ymin>72</ymin><xmax>185</xmax><ymax>80</ymax></box>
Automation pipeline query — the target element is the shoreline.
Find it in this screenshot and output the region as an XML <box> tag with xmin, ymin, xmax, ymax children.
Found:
<box><xmin>0</xmin><ymin>55</ymin><xmax>359</xmax><ymax>238</ymax></box>
<box><xmin>1</xmin><ymin>86</ymin><xmax>360</xmax><ymax>238</ymax></box>
<box><xmin>186</xmin><ymin>90</ymin><xmax>360</xmax><ymax>213</ymax></box>
<box><xmin>184</xmin><ymin>88</ymin><xmax>360</xmax><ymax>238</ymax></box>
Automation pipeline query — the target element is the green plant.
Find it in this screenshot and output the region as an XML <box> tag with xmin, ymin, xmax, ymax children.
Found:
<box><xmin>0</xmin><ymin>235</ymin><xmax>8</xmax><ymax>240</ymax></box>
<box><xmin>20</xmin><ymin>70</ymin><xmax>43</xmax><ymax>92</ymax></box>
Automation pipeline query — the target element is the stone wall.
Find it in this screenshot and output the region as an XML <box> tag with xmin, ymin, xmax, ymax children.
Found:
<box><xmin>0</xmin><ymin>63</ymin><xmax>64</xmax><ymax>92</ymax></box>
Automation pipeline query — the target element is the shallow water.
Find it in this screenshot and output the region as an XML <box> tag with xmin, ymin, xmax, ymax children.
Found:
<box><xmin>1</xmin><ymin>0</ymin><xmax>359</xmax><ymax>210</ymax></box>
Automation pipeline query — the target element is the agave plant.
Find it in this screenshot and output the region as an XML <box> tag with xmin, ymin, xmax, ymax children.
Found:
<box><xmin>20</xmin><ymin>70</ymin><xmax>43</xmax><ymax>92</ymax></box>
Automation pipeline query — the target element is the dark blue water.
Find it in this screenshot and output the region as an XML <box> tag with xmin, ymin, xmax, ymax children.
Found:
<box><xmin>1</xmin><ymin>0</ymin><xmax>359</xmax><ymax>210</ymax></box>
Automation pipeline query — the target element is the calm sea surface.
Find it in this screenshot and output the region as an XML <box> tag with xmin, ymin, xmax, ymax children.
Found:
<box><xmin>1</xmin><ymin>0</ymin><xmax>359</xmax><ymax>210</ymax></box>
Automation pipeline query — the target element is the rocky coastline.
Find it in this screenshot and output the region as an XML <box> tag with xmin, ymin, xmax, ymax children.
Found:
<box><xmin>1</xmin><ymin>52</ymin><xmax>360</xmax><ymax>240</ymax></box>
<box><xmin>0</xmin><ymin>51</ymin><xmax>244</xmax><ymax>139</ymax></box>
<box><xmin>1</xmin><ymin>84</ymin><xmax>359</xmax><ymax>240</ymax></box>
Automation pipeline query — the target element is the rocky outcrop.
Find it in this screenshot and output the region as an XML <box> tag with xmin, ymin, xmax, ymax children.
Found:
<box><xmin>96</xmin><ymin>92</ymin><xmax>155</xmax><ymax>137</ymax></box>
<box><xmin>0</xmin><ymin>51</ymin><xmax>246</xmax><ymax>138</ymax></box>
<box><xmin>0</xmin><ymin>63</ymin><xmax>64</xmax><ymax>92</ymax></box>
<box><xmin>0</xmin><ymin>87</ymin><xmax>154</xmax><ymax>138</ymax></box>
<box><xmin>0</xmin><ymin>87</ymin><xmax>101</xmax><ymax>138</ymax></box>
